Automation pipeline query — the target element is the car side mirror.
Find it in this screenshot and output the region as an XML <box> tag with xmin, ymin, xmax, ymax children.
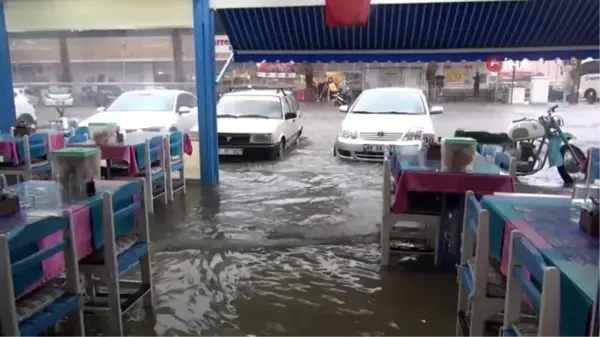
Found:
<box><xmin>339</xmin><ymin>105</ymin><xmax>349</xmax><ymax>113</ymax></box>
<box><xmin>430</xmin><ymin>106</ymin><xmax>443</xmax><ymax>115</ymax></box>
<box><xmin>178</xmin><ymin>106</ymin><xmax>192</xmax><ymax>114</ymax></box>
<box><xmin>96</xmin><ymin>106</ymin><xmax>106</xmax><ymax>112</ymax></box>
<box><xmin>285</xmin><ymin>112</ymin><xmax>297</xmax><ymax>120</ymax></box>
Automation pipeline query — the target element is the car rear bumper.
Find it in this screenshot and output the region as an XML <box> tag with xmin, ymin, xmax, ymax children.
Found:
<box><xmin>334</xmin><ymin>138</ymin><xmax>421</xmax><ymax>162</ymax></box>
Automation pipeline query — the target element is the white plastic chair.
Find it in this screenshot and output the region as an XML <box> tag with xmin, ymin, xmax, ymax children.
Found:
<box><xmin>456</xmin><ymin>191</ymin><xmax>506</xmax><ymax>336</ymax></box>
<box><xmin>501</xmin><ymin>230</ymin><xmax>560</xmax><ymax>336</ymax></box>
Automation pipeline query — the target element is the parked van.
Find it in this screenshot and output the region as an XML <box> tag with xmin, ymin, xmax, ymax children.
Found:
<box><xmin>580</xmin><ymin>73</ymin><xmax>600</xmax><ymax>103</ymax></box>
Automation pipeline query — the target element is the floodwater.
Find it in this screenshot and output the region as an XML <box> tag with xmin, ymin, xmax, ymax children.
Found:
<box><xmin>104</xmin><ymin>103</ymin><xmax>597</xmax><ymax>336</ymax></box>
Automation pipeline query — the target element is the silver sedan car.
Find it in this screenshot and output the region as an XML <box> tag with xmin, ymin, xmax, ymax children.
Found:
<box><xmin>333</xmin><ymin>87</ymin><xmax>442</xmax><ymax>161</ymax></box>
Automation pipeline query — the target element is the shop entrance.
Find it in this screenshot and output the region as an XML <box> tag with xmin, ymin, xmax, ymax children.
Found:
<box><xmin>362</xmin><ymin>67</ymin><xmax>426</xmax><ymax>92</ymax></box>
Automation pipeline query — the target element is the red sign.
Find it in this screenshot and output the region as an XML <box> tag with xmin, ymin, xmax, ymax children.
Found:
<box><xmin>486</xmin><ymin>56</ymin><xmax>503</xmax><ymax>72</ymax></box>
<box><xmin>325</xmin><ymin>0</ymin><xmax>370</xmax><ymax>27</ymax></box>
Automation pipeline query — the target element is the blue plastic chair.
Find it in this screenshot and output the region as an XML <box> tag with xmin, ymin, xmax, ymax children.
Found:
<box><xmin>132</xmin><ymin>135</ymin><xmax>167</xmax><ymax>213</ymax></box>
<box><xmin>67</xmin><ymin>133</ymin><xmax>88</xmax><ymax>144</ymax></box>
<box><xmin>494</xmin><ymin>151</ymin><xmax>511</xmax><ymax>170</ymax></box>
<box><xmin>456</xmin><ymin>191</ymin><xmax>506</xmax><ymax>336</ymax></box>
<box><xmin>79</xmin><ymin>178</ymin><xmax>154</xmax><ymax>336</ymax></box>
<box><xmin>501</xmin><ymin>230</ymin><xmax>561</xmax><ymax>336</ymax></box>
<box><xmin>588</xmin><ymin>147</ymin><xmax>600</xmax><ymax>183</ymax></box>
<box><xmin>0</xmin><ymin>134</ymin><xmax>51</xmax><ymax>181</ymax></box>
<box><xmin>0</xmin><ymin>212</ymin><xmax>84</xmax><ymax>336</ymax></box>
<box><xmin>591</xmin><ymin>281</ymin><xmax>599</xmax><ymax>336</ymax></box>
<box><xmin>166</xmin><ymin>131</ymin><xmax>186</xmax><ymax>200</ymax></box>
<box><xmin>481</xmin><ymin>144</ymin><xmax>502</xmax><ymax>158</ymax></box>
<box><xmin>74</xmin><ymin>126</ymin><xmax>89</xmax><ymax>138</ymax></box>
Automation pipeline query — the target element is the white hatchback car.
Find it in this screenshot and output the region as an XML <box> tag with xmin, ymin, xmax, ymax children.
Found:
<box><xmin>79</xmin><ymin>89</ymin><xmax>198</xmax><ymax>133</ymax></box>
<box><xmin>334</xmin><ymin>87</ymin><xmax>442</xmax><ymax>161</ymax></box>
<box><xmin>191</xmin><ymin>89</ymin><xmax>303</xmax><ymax>160</ymax></box>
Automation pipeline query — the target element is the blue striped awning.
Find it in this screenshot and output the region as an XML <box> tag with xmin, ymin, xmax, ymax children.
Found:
<box><xmin>217</xmin><ymin>0</ymin><xmax>600</xmax><ymax>63</ymax></box>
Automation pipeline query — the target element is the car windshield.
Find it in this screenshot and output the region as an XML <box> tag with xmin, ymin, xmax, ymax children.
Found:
<box><xmin>350</xmin><ymin>90</ymin><xmax>426</xmax><ymax>115</ymax></box>
<box><xmin>107</xmin><ymin>92</ymin><xmax>174</xmax><ymax>112</ymax></box>
<box><xmin>217</xmin><ymin>96</ymin><xmax>282</xmax><ymax>119</ymax></box>
<box><xmin>48</xmin><ymin>86</ymin><xmax>71</xmax><ymax>94</ymax></box>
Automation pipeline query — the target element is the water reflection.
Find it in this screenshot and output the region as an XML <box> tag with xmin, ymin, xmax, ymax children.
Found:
<box><xmin>110</xmin><ymin>104</ymin><xmax>595</xmax><ymax>336</ymax></box>
<box><xmin>141</xmin><ymin>245</ymin><xmax>456</xmax><ymax>336</ymax></box>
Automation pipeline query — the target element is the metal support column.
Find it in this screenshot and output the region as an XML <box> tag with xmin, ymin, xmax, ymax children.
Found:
<box><xmin>0</xmin><ymin>1</ymin><xmax>15</xmax><ymax>134</ymax></box>
<box><xmin>193</xmin><ymin>0</ymin><xmax>219</xmax><ymax>184</ymax></box>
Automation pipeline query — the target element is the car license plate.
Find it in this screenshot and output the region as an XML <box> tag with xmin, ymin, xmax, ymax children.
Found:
<box><xmin>218</xmin><ymin>148</ymin><xmax>243</xmax><ymax>155</ymax></box>
<box><xmin>363</xmin><ymin>145</ymin><xmax>395</xmax><ymax>153</ymax></box>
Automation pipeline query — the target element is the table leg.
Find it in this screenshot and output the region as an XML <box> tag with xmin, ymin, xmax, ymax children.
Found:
<box><xmin>450</xmin><ymin>195</ymin><xmax>466</xmax><ymax>263</ymax></box>
<box><xmin>434</xmin><ymin>194</ymin><xmax>448</xmax><ymax>269</ymax></box>
<box><xmin>105</xmin><ymin>160</ymin><xmax>113</xmax><ymax>180</ymax></box>
<box><xmin>435</xmin><ymin>194</ymin><xmax>464</xmax><ymax>271</ymax></box>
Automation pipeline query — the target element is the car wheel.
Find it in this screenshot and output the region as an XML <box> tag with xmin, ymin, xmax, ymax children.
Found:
<box><xmin>585</xmin><ymin>89</ymin><xmax>597</xmax><ymax>104</ymax></box>
<box><xmin>270</xmin><ymin>139</ymin><xmax>285</xmax><ymax>160</ymax></box>
<box><xmin>17</xmin><ymin>114</ymin><xmax>36</xmax><ymax>127</ymax></box>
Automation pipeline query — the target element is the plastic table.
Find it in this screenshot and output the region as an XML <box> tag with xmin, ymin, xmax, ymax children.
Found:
<box><xmin>392</xmin><ymin>151</ymin><xmax>514</xmax><ymax>269</ymax></box>
<box><xmin>482</xmin><ymin>195</ymin><xmax>599</xmax><ymax>336</ymax></box>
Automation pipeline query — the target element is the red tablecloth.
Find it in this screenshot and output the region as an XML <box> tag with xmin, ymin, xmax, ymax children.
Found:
<box><xmin>392</xmin><ymin>171</ymin><xmax>515</xmax><ymax>213</ymax></box>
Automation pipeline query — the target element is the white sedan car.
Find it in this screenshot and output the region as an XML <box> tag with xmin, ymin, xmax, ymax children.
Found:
<box><xmin>43</xmin><ymin>86</ymin><xmax>75</xmax><ymax>107</ymax></box>
<box><xmin>79</xmin><ymin>89</ymin><xmax>198</xmax><ymax>133</ymax></box>
<box><xmin>13</xmin><ymin>89</ymin><xmax>38</xmax><ymax>126</ymax></box>
<box><xmin>334</xmin><ymin>87</ymin><xmax>442</xmax><ymax>161</ymax></box>
<box><xmin>190</xmin><ymin>89</ymin><xmax>303</xmax><ymax>160</ymax></box>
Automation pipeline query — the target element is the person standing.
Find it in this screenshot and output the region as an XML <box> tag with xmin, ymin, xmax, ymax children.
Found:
<box><xmin>473</xmin><ymin>71</ymin><xmax>481</xmax><ymax>97</ymax></box>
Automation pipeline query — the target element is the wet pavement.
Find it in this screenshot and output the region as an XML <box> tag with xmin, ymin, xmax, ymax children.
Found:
<box><xmin>59</xmin><ymin>102</ymin><xmax>597</xmax><ymax>336</ymax></box>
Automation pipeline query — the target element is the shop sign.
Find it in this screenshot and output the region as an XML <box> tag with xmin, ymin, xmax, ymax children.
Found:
<box><xmin>444</xmin><ymin>68</ymin><xmax>467</xmax><ymax>83</ymax></box>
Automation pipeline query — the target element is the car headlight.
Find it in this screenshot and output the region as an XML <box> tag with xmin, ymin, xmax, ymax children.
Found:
<box><xmin>250</xmin><ymin>133</ymin><xmax>272</xmax><ymax>143</ymax></box>
<box><xmin>401</xmin><ymin>129</ymin><xmax>423</xmax><ymax>141</ymax></box>
<box><xmin>339</xmin><ymin>128</ymin><xmax>358</xmax><ymax>139</ymax></box>
<box><xmin>552</xmin><ymin>115</ymin><xmax>564</xmax><ymax>127</ymax></box>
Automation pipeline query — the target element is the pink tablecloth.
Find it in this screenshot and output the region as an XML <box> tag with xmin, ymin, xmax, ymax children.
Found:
<box><xmin>0</xmin><ymin>132</ymin><xmax>65</xmax><ymax>165</ymax></box>
<box><xmin>21</xmin><ymin>204</ymin><xmax>93</xmax><ymax>296</ymax></box>
<box><xmin>99</xmin><ymin>145</ymin><xmax>139</xmax><ymax>175</ymax></box>
<box><xmin>392</xmin><ymin>171</ymin><xmax>514</xmax><ymax>213</ymax></box>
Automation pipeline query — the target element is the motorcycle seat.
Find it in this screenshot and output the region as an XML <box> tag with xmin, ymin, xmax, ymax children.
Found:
<box><xmin>454</xmin><ymin>129</ymin><xmax>511</xmax><ymax>145</ymax></box>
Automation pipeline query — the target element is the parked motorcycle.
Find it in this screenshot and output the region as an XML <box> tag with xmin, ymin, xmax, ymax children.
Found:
<box><xmin>333</xmin><ymin>85</ymin><xmax>353</xmax><ymax>107</ymax></box>
<box><xmin>455</xmin><ymin>105</ymin><xmax>586</xmax><ymax>184</ymax></box>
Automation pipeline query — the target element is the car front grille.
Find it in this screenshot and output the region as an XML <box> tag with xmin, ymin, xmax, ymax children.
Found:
<box><xmin>355</xmin><ymin>151</ymin><xmax>385</xmax><ymax>161</ymax></box>
<box><xmin>359</xmin><ymin>132</ymin><xmax>404</xmax><ymax>141</ymax></box>
<box><xmin>218</xmin><ymin>133</ymin><xmax>251</xmax><ymax>145</ymax></box>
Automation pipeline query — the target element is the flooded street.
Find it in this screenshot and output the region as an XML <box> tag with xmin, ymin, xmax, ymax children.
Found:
<box><xmin>57</xmin><ymin>102</ymin><xmax>597</xmax><ymax>336</ymax></box>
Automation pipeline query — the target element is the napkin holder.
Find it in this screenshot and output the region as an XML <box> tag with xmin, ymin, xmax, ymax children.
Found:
<box><xmin>424</xmin><ymin>139</ymin><xmax>442</xmax><ymax>161</ymax></box>
<box><xmin>579</xmin><ymin>197</ymin><xmax>599</xmax><ymax>237</ymax></box>
<box><xmin>0</xmin><ymin>193</ymin><xmax>19</xmax><ymax>217</ymax></box>
<box><xmin>13</xmin><ymin>120</ymin><xmax>34</xmax><ymax>137</ymax></box>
